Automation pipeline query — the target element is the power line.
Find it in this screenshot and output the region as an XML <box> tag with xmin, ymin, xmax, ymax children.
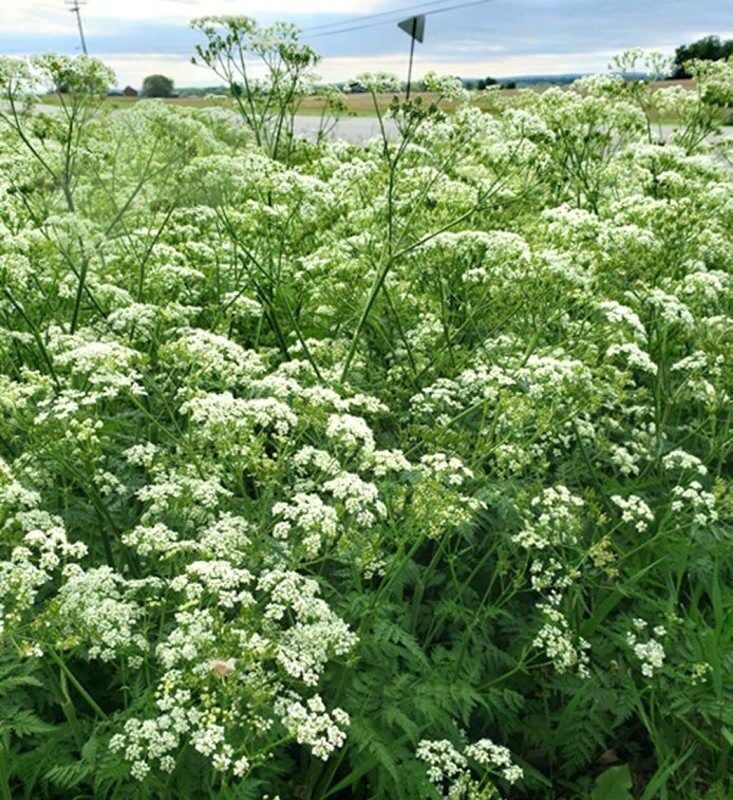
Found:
<box><xmin>303</xmin><ymin>0</ymin><xmax>463</xmax><ymax>33</ymax></box>
<box><xmin>305</xmin><ymin>0</ymin><xmax>496</xmax><ymax>40</ymax></box>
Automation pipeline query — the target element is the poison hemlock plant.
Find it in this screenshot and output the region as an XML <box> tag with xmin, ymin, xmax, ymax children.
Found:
<box><xmin>0</xmin><ymin>41</ymin><xmax>731</xmax><ymax>800</ymax></box>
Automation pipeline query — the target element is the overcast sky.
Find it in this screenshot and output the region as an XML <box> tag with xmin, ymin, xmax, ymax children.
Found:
<box><xmin>1</xmin><ymin>0</ymin><xmax>731</xmax><ymax>88</ymax></box>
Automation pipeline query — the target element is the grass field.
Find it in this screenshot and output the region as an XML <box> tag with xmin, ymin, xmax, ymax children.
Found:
<box><xmin>42</xmin><ymin>78</ymin><xmax>703</xmax><ymax>117</ymax></box>
<box><xmin>42</xmin><ymin>79</ymin><xmax>733</xmax><ymax>127</ymax></box>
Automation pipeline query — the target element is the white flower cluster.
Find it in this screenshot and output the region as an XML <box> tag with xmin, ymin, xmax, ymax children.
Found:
<box><xmin>407</xmin><ymin>453</ymin><xmax>483</xmax><ymax>540</ymax></box>
<box><xmin>136</xmin><ymin>471</ymin><xmax>232</xmax><ymax>525</ymax></box>
<box><xmin>679</xmin><ymin>269</ymin><xmax>730</xmax><ymax>305</ymax></box>
<box><xmin>53</xmin><ymin>337</ymin><xmax>140</xmax><ymax>379</ymax></box>
<box><xmin>410</xmin><ymin>363</ymin><xmax>514</xmax><ymax>426</ymax></box>
<box><xmin>534</xmin><ymin>599</ymin><xmax>591</xmax><ymax>678</ymax></box>
<box><xmin>465</xmin><ymin>738</ymin><xmax>524</xmax><ymax>785</ymax></box>
<box><xmin>662</xmin><ymin>449</ymin><xmax>707</xmax><ymax>476</ymax></box>
<box><xmin>365</xmin><ymin>448</ymin><xmax>412</xmax><ymax>477</ymax></box>
<box><xmin>171</xmin><ymin>560</ymin><xmax>255</xmax><ymax>609</ymax></box>
<box><xmin>670</xmin><ymin>481</ymin><xmax>718</xmax><ymax>526</ymax></box>
<box><xmin>198</xmin><ymin>514</ymin><xmax>253</xmax><ymax>561</ymax></box>
<box><xmin>325</xmin><ymin>412</ymin><xmax>375</xmax><ymax>455</ymax></box>
<box><xmin>323</xmin><ymin>471</ymin><xmax>386</xmax><ymax>526</ymax></box>
<box><xmin>416</xmin><ymin>735</ymin><xmax>523</xmax><ymax>799</ymax></box>
<box><xmin>606</xmin><ymin>342</ymin><xmax>657</xmax><ymax>375</ymax></box>
<box><xmin>272</xmin><ymin>493</ymin><xmax>339</xmax><ymax>557</ymax></box>
<box><xmin>258</xmin><ymin>569</ymin><xmax>358</xmax><ymax>685</ymax></box>
<box><xmin>123</xmin><ymin>441</ymin><xmax>159</xmax><ymax>468</ymax></box>
<box><xmin>416</xmin><ymin>739</ymin><xmax>467</xmax><ymax>788</ymax></box>
<box><xmin>611</xmin><ymin>494</ymin><xmax>654</xmax><ymax>532</ymax></box>
<box><xmin>110</xmin><ymin>689</ymin><xmax>247</xmax><ymax>780</ymax></box>
<box><xmin>513</xmin><ymin>486</ymin><xmax>585</xmax><ymax>550</ymax></box>
<box><xmin>422</xmin><ymin>71</ymin><xmax>471</xmax><ymax>102</ymax></box>
<box><xmin>643</xmin><ymin>289</ymin><xmax>694</xmax><ymax>328</ymax></box>
<box><xmin>181</xmin><ymin>392</ymin><xmax>298</xmax><ymax>443</ymax></box>
<box><xmin>55</xmin><ymin>565</ymin><xmax>148</xmax><ymax>662</ymax></box>
<box><xmin>122</xmin><ymin>522</ymin><xmax>180</xmax><ymax>556</ymax></box>
<box><xmin>513</xmin><ymin>488</ymin><xmax>591</xmax><ymax>676</ymax></box>
<box><xmin>418</xmin><ymin>453</ymin><xmax>474</xmax><ymax>487</ymax></box>
<box><xmin>598</xmin><ymin>300</ymin><xmax>647</xmax><ymax>341</ymax></box>
<box><xmin>111</xmin><ymin>561</ymin><xmax>358</xmax><ymax>778</ymax></box>
<box><xmin>626</xmin><ymin>619</ymin><xmax>666</xmax><ymax>678</ymax></box>
<box><xmin>274</xmin><ymin>694</ymin><xmax>349</xmax><ymax>760</ymax></box>
<box><xmin>517</xmin><ymin>354</ymin><xmax>593</xmax><ymax>401</ymax></box>
<box><xmin>0</xmin><ymin>462</ymin><xmax>88</xmax><ymax>634</ymax></box>
<box><xmin>162</xmin><ymin>328</ymin><xmax>265</xmax><ymax>383</ymax></box>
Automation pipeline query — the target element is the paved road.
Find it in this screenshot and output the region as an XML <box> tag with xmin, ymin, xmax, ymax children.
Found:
<box><xmin>293</xmin><ymin>115</ymin><xmax>397</xmax><ymax>142</ymax></box>
<box><xmin>27</xmin><ymin>103</ymin><xmax>733</xmax><ymax>146</ymax></box>
<box><xmin>294</xmin><ymin>115</ymin><xmax>732</xmax><ymax>145</ymax></box>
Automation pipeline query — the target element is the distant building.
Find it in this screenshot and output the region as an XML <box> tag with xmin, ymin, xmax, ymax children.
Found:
<box><xmin>122</xmin><ymin>86</ymin><xmax>139</xmax><ymax>97</ymax></box>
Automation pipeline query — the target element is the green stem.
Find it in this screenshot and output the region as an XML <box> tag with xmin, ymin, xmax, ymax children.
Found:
<box><xmin>47</xmin><ymin>647</ymin><xmax>108</xmax><ymax>719</ymax></box>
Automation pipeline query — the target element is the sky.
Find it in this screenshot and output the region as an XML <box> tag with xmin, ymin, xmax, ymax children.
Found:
<box><xmin>1</xmin><ymin>0</ymin><xmax>731</xmax><ymax>88</ymax></box>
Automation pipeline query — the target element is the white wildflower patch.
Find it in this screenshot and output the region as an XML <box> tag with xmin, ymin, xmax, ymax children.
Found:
<box><xmin>643</xmin><ymin>289</ymin><xmax>695</xmax><ymax>328</ymax></box>
<box><xmin>417</xmin><ymin>734</ymin><xmax>523</xmax><ymax>798</ymax></box>
<box><xmin>162</xmin><ymin>328</ymin><xmax>266</xmax><ymax>383</ymax></box>
<box><xmin>662</xmin><ymin>449</ymin><xmax>707</xmax><ymax>476</ymax></box>
<box><xmin>611</xmin><ymin>494</ymin><xmax>654</xmax><ymax>532</ymax></box>
<box><xmin>272</xmin><ymin>493</ymin><xmax>339</xmax><ymax>557</ymax></box>
<box><xmin>606</xmin><ymin>342</ymin><xmax>657</xmax><ymax>375</ymax></box>
<box><xmin>513</xmin><ymin>486</ymin><xmax>585</xmax><ymax>550</ymax></box>
<box><xmin>598</xmin><ymin>300</ymin><xmax>647</xmax><ymax>341</ymax></box>
<box><xmin>534</xmin><ymin>600</ymin><xmax>591</xmax><ymax>678</ymax></box>
<box><xmin>670</xmin><ymin>481</ymin><xmax>717</xmax><ymax>525</ymax></box>
<box><xmin>55</xmin><ymin>565</ymin><xmax>148</xmax><ymax>662</ymax></box>
<box><xmin>325</xmin><ymin>412</ymin><xmax>376</xmax><ymax>455</ymax></box>
<box><xmin>323</xmin><ymin>472</ymin><xmax>386</xmax><ymax>526</ymax></box>
<box><xmin>274</xmin><ymin>694</ymin><xmax>350</xmax><ymax>760</ymax></box>
<box><xmin>0</xmin><ymin>46</ymin><xmax>730</xmax><ymax>799</ymax></box>
<box><xmin>626</xmin><ymin>619</ymin><xmax>666</xmax><ymax>678</ymax></box>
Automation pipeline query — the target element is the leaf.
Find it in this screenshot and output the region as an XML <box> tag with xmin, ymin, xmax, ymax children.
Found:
<box><xmin>0</xmin><ymin>707</ymin><xmax>56</xmax><ymax>737</ymax></box>
<box><xmin>591</xmin><ymin>764</ymin><xmax>633</xmax><ymax>800</ymax></box>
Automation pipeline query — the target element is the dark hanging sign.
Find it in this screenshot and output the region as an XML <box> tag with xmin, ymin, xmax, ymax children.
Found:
<box><xmin>398</xmin><ymin>14</ymin><xmax>426</xmax><ymax>43</ymax></box>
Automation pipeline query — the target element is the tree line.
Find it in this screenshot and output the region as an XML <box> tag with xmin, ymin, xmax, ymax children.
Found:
<box><xmin>131</xmin><ymin>34</ymin><xmax>732</xmax><ymax>98</ymax></box>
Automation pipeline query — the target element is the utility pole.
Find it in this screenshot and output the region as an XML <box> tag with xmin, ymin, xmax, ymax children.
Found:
<box><xmin>397</xmin><ymin>14</ymin><xmax>426</xmax><ymax>101</ymax></box>
<box><xmin>66</xmin><ymin>0</ymin><xmax>88</xmax><ymax>55</ymax></box>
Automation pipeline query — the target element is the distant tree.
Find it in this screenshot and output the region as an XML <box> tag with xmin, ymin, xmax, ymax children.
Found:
<box><xmin>501</xmin><ymin>81</ymin><xmax>517</xmax><ymax>90</ymax></box>
<box><xmin>672</xmin><ymin>35</ymin><xmax>733</xmax><ymax>78</ymax></box>
<box><xmin>141</xmin><ymin>74</ymin><xmax>174</xmax><ymax>98</ymax></box>
<box><xmin>476</xmin><ymin>76</ymin><xmax>498</xmax><ymax>90</ymax></box>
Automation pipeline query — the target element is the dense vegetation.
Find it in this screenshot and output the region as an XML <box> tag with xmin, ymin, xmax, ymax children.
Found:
<box><xmin>141</xmin><ymin>74</ymin><xmax>176</xmax><ymax>99</ymax></box>
<box><xmin>0</xmin><ymin>20</ymin><xmax>732</xmax><ymax>800</ymax></box>
<box><xmin>674</xmin><ymin>36</ymin><xmax>733</xmax><ymax>79</ymax></box>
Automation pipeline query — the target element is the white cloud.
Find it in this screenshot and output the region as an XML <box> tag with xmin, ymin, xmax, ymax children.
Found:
<box><xmin>2</xmin><ymin>0</ymin><xmax>386</xmax><ymax>34</ymax></box>
<box><xmin>319</xmin><ymin>49</ymin><xmax>633</xmax><ymax>79</ymax></box>
<box><xmin>3</xmin><ymin>1</ymin><xmax>72</xmax><ymax>35</ymax></box>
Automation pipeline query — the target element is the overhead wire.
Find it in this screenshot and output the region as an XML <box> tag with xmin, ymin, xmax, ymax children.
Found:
<box><xmin>304</xmin><ymin>0</ymin><xmax>496</xmax><ymax>39</ymax></box>
<box><xmin>302</xmin><ymin>0</ymin><xmax>466</xmax><ymax>33</ymax></box>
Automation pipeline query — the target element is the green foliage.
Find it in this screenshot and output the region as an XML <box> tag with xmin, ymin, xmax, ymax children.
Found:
<box><xmin>0</xmin><ymin>39</ymin><xmax>731</xmax><ymax>800</ymax></box>
<box><xmin>673</xmin><ymin>36</ymin><xmax>733</xmax><ymax>78</ymax></box>
<box><xmin>591</xmin><ymin>765</ymin><xmax>633</xmax><ymax>800</ymax></box>
<box><xmin>190</xmin><ymin>15</ymin><xmax>328</xmax><ymax>160</ymax></box>
<box><xmin>141</xmin><ymin>73</ymin><xmax>175</xmax><ymax>98</ymax></box>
